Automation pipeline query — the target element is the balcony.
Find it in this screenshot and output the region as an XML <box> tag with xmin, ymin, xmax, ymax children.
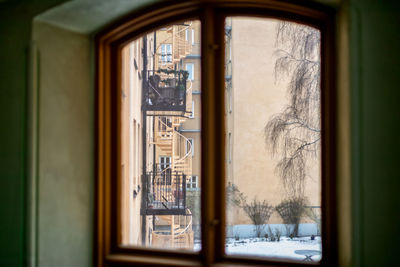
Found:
<box><xmin>141</xmin><ymin>170</ymin><xmax>187</xmax><ymax>215</ymax></box>
<box><xmin>143</xmin><ymin>69</ymin><xmax>188</xmax><ymax>112</ymax></box>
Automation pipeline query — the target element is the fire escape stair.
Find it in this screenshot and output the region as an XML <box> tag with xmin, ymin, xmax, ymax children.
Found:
<box><xmin>144</xmin><ymin>116</ymin><xmax>193</xmax><ymax>215</ymax></box>
<box><xmin>146</xmin><ymin>22</ymin><xmax>194</xmax><ymax>243</ymax></box>
<box><xmin>152</xmin><ymin>209</ymin><xmax>194</xmax><ymax>249</ymax></box>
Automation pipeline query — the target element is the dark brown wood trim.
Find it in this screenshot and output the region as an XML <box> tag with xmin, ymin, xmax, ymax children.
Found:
<box><xmin>200</xmin><ymin>6</ymin><xmax>221</xmax><ymax>265</ymax></box>
<box><xmin>213</xmin><ymin>10</ymin><xmax>228</xmax><ymax>263</ymax></box>
<box><xmin>320</xmin><ymin>13</ymin><xmax>339</xmax><ymax>267</ymax></box>
<box><xmin>105</xmin><ymin>254</ymin><xmax>202</xmax><ymax>267</ymax></box>
<box><xmin>114</xmin><ymin>44</ymin><xmax>123</xmax><ymax>250</ymax></box>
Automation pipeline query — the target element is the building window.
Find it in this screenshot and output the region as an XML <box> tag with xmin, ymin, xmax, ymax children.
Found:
<box><xmin>160</xmin><ymin>43</ymin><xmax>172</xmax><ymax>63</ymax></box>
<box><xmin>96</xmin><ymin>1</ymin><xmax>337</xmax><ymax>266</ymax></box>
<box><xmin>185</xmin><ymin>63</ymin><xmax>194</xmax><ymax>80</ymax></box>
<box><xmin>159</xmin><ymin>116</ymin><xmax>172</xmax><ymax>136</ymax></box>
<box><xmin>187</xmin><ymin>175</ymin><xmax>198</xmax><ymax>190</ymax></box>
<box><xmin>186</xmin><ymin>138</ymin><xmax>194</xmax><ymax>156</ymax></box>
<box><xmin>159</xmin><ymin>156</ymin><xmax>172</xmax><ymax>184</ymax></box>
<box><xmin>192</xmin><ymin>29</ymin><xmax>195</xmax><ymax>45</ymax></box>
<box><xmin>189</xmin><ymin>100</ymin><xmax>195</xmax><ymax>118</ymax></box>
<box><xmin>159</xmin><ymin>156</ymin><xmax>171</xmax><ymax>171</ymax></box>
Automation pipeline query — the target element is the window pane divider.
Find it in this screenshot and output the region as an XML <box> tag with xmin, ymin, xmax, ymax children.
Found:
<box><xmin>200</xmin><ymin>7</ymin><xmax>218</xmax><ymax>264</ymax></box>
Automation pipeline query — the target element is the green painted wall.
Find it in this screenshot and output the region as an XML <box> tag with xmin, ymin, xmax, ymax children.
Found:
<box><xmin>33</xmin><ymin>20</ymin><xmax>94</xmax><ymax>267</ymax></box>
<box><xmin>1</xmin><ymin>1</ymin><xmax>158</xmax><ymax>265</ymax></box>
<box><xmin>350</xmin><ymin>0</ymin><xmax>400</xmax><ymax>266</ymax></box>
<box><xmin>0</xmin><ymin>1</ymin><xmax>70</xmax><ymax>266</ymax></box>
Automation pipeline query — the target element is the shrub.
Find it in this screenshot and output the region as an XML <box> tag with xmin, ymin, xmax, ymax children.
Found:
<box><xmin>242</xmin><ymin>198</ymin><xmax>274</xmax><ymax>237</ymax></box>
<box><xmin>275</xmin><ymin>197</ymin><xmax>306</xmax><ymax>237</ymax></box>
<box><xmin>267</xmin><ymin>226</ymin><xmax>282</xmax><ymax>242</ymax></box>
<box><xmin>304</xmin><ymin>206</ymin><xmax>321</xmax><ymax>235</ymax></box>
<box><xmin>274</xmin><ymin>227</ymin><xmax>281</xmax><ymax>242</ymax></box>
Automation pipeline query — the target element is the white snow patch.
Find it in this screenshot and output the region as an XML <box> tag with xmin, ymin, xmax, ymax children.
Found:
<box><xmin>194</xmin><ymin>236</ymin><xmax>322</xmax><ymax>262</ymax></box>
<box><xmin>226</xmin><ymin>223</ymin><xmax>319</xmax><ymax>238</ymax></box>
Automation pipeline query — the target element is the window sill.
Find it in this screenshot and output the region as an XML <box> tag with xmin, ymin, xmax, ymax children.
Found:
<box><xmin>106</xmin><ymin>254</ymin><xmax>202</xmax><ymax>267</ymax></box>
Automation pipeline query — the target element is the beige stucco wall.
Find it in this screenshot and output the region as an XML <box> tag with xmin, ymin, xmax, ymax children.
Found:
<box><xmin>228</xmin><ymin>17</ymin><xmax>321</xmax><ymax>225</ymax></box>
<box><xmin>190</xmin><ymin>20</ymin><xmax>201</xmax><ymax>56</ymax></box>
<box><xmin>121</xmin><ymin>40</ymin><xmax>145</xmax><ymax>246</ymax></box>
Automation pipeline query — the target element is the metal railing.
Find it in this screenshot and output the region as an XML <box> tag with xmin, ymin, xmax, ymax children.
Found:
<box><xmin>142</xmin><ymin>171</ymin><xmax>187</xmax><ymax>215</ymax></box>
<box><xmin>143</xmin><ymin>69</ymin><xmax>187</xmax><ymax>111</ymax></box>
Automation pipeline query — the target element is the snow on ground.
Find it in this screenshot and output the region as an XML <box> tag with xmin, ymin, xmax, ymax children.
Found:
<box><xmin>194</xmin><ymin>236</ymin><xmax>322</xmax><ymax>262</ymax></box>
<box><xmin>227</xmin><ymin>236</ymin><xmax>322</xmax><ymax>261</ymax></box>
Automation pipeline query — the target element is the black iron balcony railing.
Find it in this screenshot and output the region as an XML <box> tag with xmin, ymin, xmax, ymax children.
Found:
<box><xmin>143</xmin><ymin>69</ymin><xmax>188</xmax><ymax>112</ymax></box>
<box><xmin>141</xmin><ymin>170</ymin><xmax>187</xmax><ymax>215</ymax></box>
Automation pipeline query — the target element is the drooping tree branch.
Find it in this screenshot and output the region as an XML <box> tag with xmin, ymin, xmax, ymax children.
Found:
<box><xmin>265</xmin><ymin>21</ymin><xmax>321</xmax><ymax>198</ymax></box>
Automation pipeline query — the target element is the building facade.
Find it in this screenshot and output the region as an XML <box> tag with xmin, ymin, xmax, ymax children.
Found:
<box><xmin>225</xmin><ymin>17</ymin><xmax>321</xmax><ymax>232</ymax></box>
<box><xmin>120</xmin><ymin>22</ymin><xmax>199</xmax><ymax>249</ymax></box>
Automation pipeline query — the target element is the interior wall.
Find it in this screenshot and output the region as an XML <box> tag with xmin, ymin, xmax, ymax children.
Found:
<box><xmin>0</xmin><ymin>1</ymin><xmax>71</xmax><ymax>266</ymax></box>
<box><xmin>349</xmin><ymin>1</ymin><xmax>400</xmax><ymax>266</ymax></box>
<box><xmin>29</xmin><ymin>1</ymin><xmax>158</xmax><ymax>266</ymax></box>
<box><xmin>32</xmin><ymin>20</ymin><xmax>93</xmax><ymax>267</ymax></box>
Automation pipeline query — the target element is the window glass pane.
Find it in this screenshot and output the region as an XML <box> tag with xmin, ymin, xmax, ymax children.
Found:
<box><xmin>225</xmin><ymin>17</ymin><xmax>321</xmax><ymax>262</ymax></box>
<box><xmin>185</xmin><ymin>63</ymin><xmax>194</xmax><ymax>80</ymax></box>
<box><xmin>189</xmin><ymin>101</ymin><xmax>195</xmax><ymax>118</ymax></box>
<box><xmin>120</xmin><ymin>20</ymin><xmax>201</xmax><ymax>251</ymax></box>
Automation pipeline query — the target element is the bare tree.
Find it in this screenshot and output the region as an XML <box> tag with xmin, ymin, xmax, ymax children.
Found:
<box><xmin>264</xmin><ymin>21</ymin><xmax>321</xmax><ymax>198</ymax></box>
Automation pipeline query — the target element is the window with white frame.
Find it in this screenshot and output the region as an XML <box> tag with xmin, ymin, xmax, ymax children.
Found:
<box><xmin>192</xmin><ymin>29</ymin><xmax>195</xmax><ymax>45</ymax></box>
<box><xmin>159</xmin><ymin>116</ymin><xmax>172</xmax><ymax>137</ymax></box>
<box><xmin>159</xmin><ymin>156</ymin><xmax>171</xmax><ymax>170</ymax></box>
<box><xmin>160</xmin><ymin>44</ymin><xmax>172</xmax><ymax>63</ymax></box>
<box><xmin>189</xmin><ymin>100</ymin><xmax>195</xmax><ymax>118</ymax></box>
<box><xmin>159</xmin><ymin>156</ymin><xmax>171</xmax><ymax>185</ymax></box>
<box><xmin>185</xmin><ymin>63</ymin><xmax>194</xmax><ymax>80</ymax></box>
<box><xmin>186</xmin><ymin>138</ymin><xmax>194</xmax><ymax>156</ymax></box>
<box><xmin>186</xmin><ymin>175</ymin><xmax>198</xmax><ymax>190</ymax></box>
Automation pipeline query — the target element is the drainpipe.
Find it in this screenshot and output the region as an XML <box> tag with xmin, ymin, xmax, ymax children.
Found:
<box><xmin>141</xmin><ymin>35</ymin><xmax>148</xmax><ymax>245</ymax></box>
<box><xmin>153</xmin><ymin>31</ymin><xmax>156</xmax><ymax>71</ymax></box>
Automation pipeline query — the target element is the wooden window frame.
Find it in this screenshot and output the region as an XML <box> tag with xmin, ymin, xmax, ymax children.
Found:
<box><xmin>96</xmin><ymin>0</ymin><xmax>337</xmax><ymax>266</ymax></box>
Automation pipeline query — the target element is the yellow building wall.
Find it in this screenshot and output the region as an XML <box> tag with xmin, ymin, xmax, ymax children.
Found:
<box><xmin>228</xmin><ymin>17</ymin><xmax>321</xmax><ymax>225</ymax></box>
<box><xmin>121</xmin><ymin>37</ymin><xmax>158</xmax><ymax>246</ymax></box>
